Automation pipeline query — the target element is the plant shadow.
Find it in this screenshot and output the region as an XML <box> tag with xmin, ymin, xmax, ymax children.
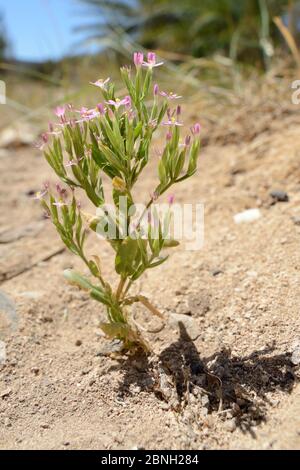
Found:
<box><xmin>117</xmin><ymin>322</ymin><xmax>298</xmax><ymax>434</ymax></box>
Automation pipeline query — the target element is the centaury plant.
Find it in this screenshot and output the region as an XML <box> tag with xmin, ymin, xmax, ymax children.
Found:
<box><xmin>37</xmin><ymin>52</ymin><xmax>201</xmax><ymax>351</ymax></box>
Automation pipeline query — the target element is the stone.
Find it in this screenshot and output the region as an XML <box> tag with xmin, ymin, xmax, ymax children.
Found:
<box><xmin>168</xmin><ymin>313</ymin><xmax>201</xmax><ymax>340</ymax></box>
<box><xmin>292</xmin><ymin>216</ymin><xmax>300</xmax><ymax>226</ymax></box>
<box><xmin>0</xmin><ymin>389</ymin><xmax>11</xmax><ymax>398</ymax></box>
<box><xmin>211</xmin><ymin>268</ymin><xmax>223</xmax><ymax>277</ymax></box>
<box><xmin>270</xmin><ymin>189</ymin><xmax>289</xmax><ymax>203</ymax></box>
<box><xmin>0</xmin><ymin>124</ymin><xmax>36</xmax><ymax>149</ymax></box>
<box><xmin>0</xmin><ymin>221</ymin><xmax>44</xmax><ymax>244</ymax></box>
<box><xmin>0</xmin><ymin>290</ymin><xmax>18</xmax><ymax>335</ymax></box>
<box><xmin>224</xmin><ymin>418</ymin><xmax>237</xmax><ymax>432</ymax></box>
<box><xmin>291</xmin><ymin>341</ymin><xmax>300</xmax><ymax>365</ymax></box>
<box><xmin>18</xmin><ymin>291</ymin><xmax>44</xmax><ymax>300</ymax></box>
<box><xmin>40</xmin><ymin>422</ymin><xmax>50</xmax><ymax>429</ymax></box>
<box><xmin>234</xmin><ymin>209</ymin><xmax>261</xmax><ymax>224</ymax></box>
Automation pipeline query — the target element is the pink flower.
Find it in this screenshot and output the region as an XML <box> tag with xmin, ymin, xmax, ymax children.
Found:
<box><xmin>42</xmin><ymin>133</ymin><xmax>49</xmax><ymax>144</ymax></box>
<box><xmin>90</xmin><ymin>78</ymin><xmax>110</xmax><ymax>89</ymax></box>
<box><xmin>162</xmin><ymin>108</ymin><xmax>183</xmax><ymax>127</ymax></box>
<box><xmin>162</xmin><ymin>117</ymin><xmax>183</xmax><ymax>127</ymax></box>
<box><xmin>56</xmin><ymin>183</ymin><xmax>68</xmax><ymax>200</ymax></box>
<box><xmin>106</xmin><ymin>96</ymin><xmax>131</xmax><ymax>109</ymax></box>
<box><xmin>65</xmin><ymin>157</ymin><xmax>84</xmax><ymax>167</ymax></box>
<box><xmin>191</xmin><ymin>123</ymin><xmax>201</xmax><ymax>135</ymax></box>
<box><xmin>55</xmin><ymin>106</ymin><xmax>66</xmax><ymax>118</ymax></box>
<box><xmin>167</xmin><ymin>194</ymin><xmax>175</xmax><ymax>205</ymax></box>
<box><xmin>75</xmin><ymin>107</ymin><xmax>99</xmax><ymax>123</ymax></box>
<box><xmin>34</xmin><ymin>189</ymin><xmax>47</xmax><ymax>200</ymax></box>
<box><xmin>34</xmin><ymin>182</ymin><xmax>49</xmax><ymax>200</ymax></box>
<box><xmin>133</xmin><ymin>52</ymin><xmax>144</xmax><ymax>67</ymax></box>
<box><xmin>35</xmin><ymin>133</ymin><xmax>49</xmax><ymax>150</ymax></box>
<box><xmin>159</xmin><ymin>91</ymin><xmax>182</xmax><ymax>100</ymax></box>
<box><xmin>166</xmin><ymin>131</ymin><xmax>172</xmax><ymax>141</ymax></box>
<box><xmin>142</xmin><ymin>52</ymin><xmax>164</xmax><ymax>68</ymax></box>
<box><xmin>96</xmin><ymin>103</ymin><xmax>105</xmax><ymax>115</ymax></box>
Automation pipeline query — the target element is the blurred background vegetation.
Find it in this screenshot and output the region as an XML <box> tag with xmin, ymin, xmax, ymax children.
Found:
<box><xmin>0</xmin><ymin>13</ymin><xmax>8</xmax><ymax>60</ymax></box>
<box><xmin>0</xmin><ymin>0</ymin><xmax>300</xmax><ymax>129</ymax></box>
<box><xmin>76</xmin><ymin>0</ymin><xmax>293</xmax><ymax>67</ymax></box>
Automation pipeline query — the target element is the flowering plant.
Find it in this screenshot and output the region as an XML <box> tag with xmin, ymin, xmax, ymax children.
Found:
<box><xmin>37</xmin><ymin>52</ymin><xmax>201</xmax><ymax>351</ymax></box>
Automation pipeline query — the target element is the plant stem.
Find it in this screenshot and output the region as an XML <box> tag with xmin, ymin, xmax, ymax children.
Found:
<box><xmin>116</xmin><ymin>276</ymin><xmax>126</xmax><ymax>300</ymax></box>
<box><xmin>136</xmin><ymin>181</ymin><xmax>173</xmax><ymax>230</ymax></box>
<box><xmin>122</xmin><ymin>279</ymin><xmax>133</xmax><ymax>299</ymax></box>
<box><xmin>137</xmin><ymin>295</ymin><xmax>164</xmax><ymax>319</ymax></box>
<box><xmin>80</xmin><ymin>252</ymin><xmax>106</xmax><ymax>288</ymax></box>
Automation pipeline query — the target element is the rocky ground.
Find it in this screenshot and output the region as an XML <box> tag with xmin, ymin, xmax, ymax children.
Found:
<box><xmin>0</xmin><ymin>79</ymin><xmax>300</xmax><ymax>449</ymax></box>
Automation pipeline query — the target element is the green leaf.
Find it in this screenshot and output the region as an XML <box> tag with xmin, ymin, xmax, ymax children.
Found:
<box><xmin>148</xmin><ymin>256</ymin><xmax>169</xmax><ymax>269</ymax></box>
<box><xmin>115</xmin><ymin>237</ymin><xmax>139</xmax><ymax>276</ymax></box>
<box><xmin>163</xmin><ymin>239</ymin><xmax>180</xmax><ymax>248</ymax></box>
<box><xmin>64</xmin><ymin>270</ymin><xmax>109</xmax><ymax>305</ymax></box>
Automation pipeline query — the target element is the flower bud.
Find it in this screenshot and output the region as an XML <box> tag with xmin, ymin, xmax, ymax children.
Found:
<box><xmin>185</xmin><ymin>135</ymin><xmax>191</xmax><ymax>147</ymax></box>
<box><xmin>167</xmin><ymin>194</ymin><xmax>175</xmax><ymax>205</ymax></box>
<box><xmin>97</xmin><ymin>103</ymin><xmax>105</xmax><ymax>115</ymax></box>
<box><xmin>191</xmin><ymin>123</ymin><xmax>201</xmax><ymax>135</ymax></box>
<box><xmin>133</xmin><ymin>52</ymin><xmax>144</xmax><ymax>67</ymax></box>
<box><xmin>166</xmin><ymin>131</ymin><xmax>172</xmax><ymax>141</ymax></box>
<box><xmin>112</xmin><ymin>177</ymin><xmax>127</xmax><ymax>193</ymax></box>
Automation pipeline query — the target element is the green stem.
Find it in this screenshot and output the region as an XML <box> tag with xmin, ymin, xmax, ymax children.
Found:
<box><xmin>122</xmin><ymin>279</ymin><xmax>133</xmax><ymax>299</ymax></box>
<box><xmin>116</xmin><ymin>276</ymin><xmax>126</xmax><ymax>301</ymax></box>
<box><xmin>136</xmin><ymin>181</ymin><xmax>173</xmax><ymax>231</ymax></box>
<box><xmin>80</xmin><ymin>251</ymin><xmax>106</xmax><ymax>289</ymax></box>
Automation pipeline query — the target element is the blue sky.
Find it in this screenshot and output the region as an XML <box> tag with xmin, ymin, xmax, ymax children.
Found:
<box><xmin>0</xmin><ymin>0</ymin><xmax>95</xmax><ymax>62</ymax></box>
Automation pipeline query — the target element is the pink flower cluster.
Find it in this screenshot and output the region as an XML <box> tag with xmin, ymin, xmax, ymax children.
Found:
<box><xmin>133</xmin><ymin>51</ymin><xmax>164</xmax><ymax>68</ymax></box>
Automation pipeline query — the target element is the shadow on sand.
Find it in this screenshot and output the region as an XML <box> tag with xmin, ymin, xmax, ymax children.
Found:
<box><xmin>117</xmin><ymin>322</ymin><xmax>297</xmax><ymax>434</ymax></box>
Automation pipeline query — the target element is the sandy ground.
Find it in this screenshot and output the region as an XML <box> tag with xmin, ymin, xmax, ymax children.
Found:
<box><xmin>0</xmin><ymin>86</ymin><xmax>300</xmax><ymax>450</ymax></box>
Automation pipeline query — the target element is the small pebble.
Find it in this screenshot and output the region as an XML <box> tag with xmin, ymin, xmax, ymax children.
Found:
<box><xmin>40</xmin><ymin>422</ymin><xmax>50</xmax><ymax>429</ymax></box>
<box><xmin>211</xmin><ymin>268</ymin><xmax>223</xmax><ymax>277</ymax></box>
<box><xmin>234</xmin><ymin>209</ymin><xmax>261</xmax><ymax>224</ymax></box>
<box><xmin>270</xmin><ymin>189</ymin><xmax>289</xmax><ymax>203</ymax></box>
<box><xmin>291</xmin><ymin>341</ymin><xmax>300</xmax><ymax>365</ymax></box>
<box><xmin>0</xmin><ymin>389</ymin><xmax>11</xmax><ymax>398</ymax></box>
<box><xmin>224</xmin><ymin>418</ymin><xmax>237</xmax><ymax>432</ymax></box>
<box><xmin>292</xmin><ymin>216</ymin><xmax>300</xmax><ymax>226</ymax></box>
<box><xmin>75</xmin><ymin>340</ymin><xmax>82</xmax><ymax>347</ymax></box>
